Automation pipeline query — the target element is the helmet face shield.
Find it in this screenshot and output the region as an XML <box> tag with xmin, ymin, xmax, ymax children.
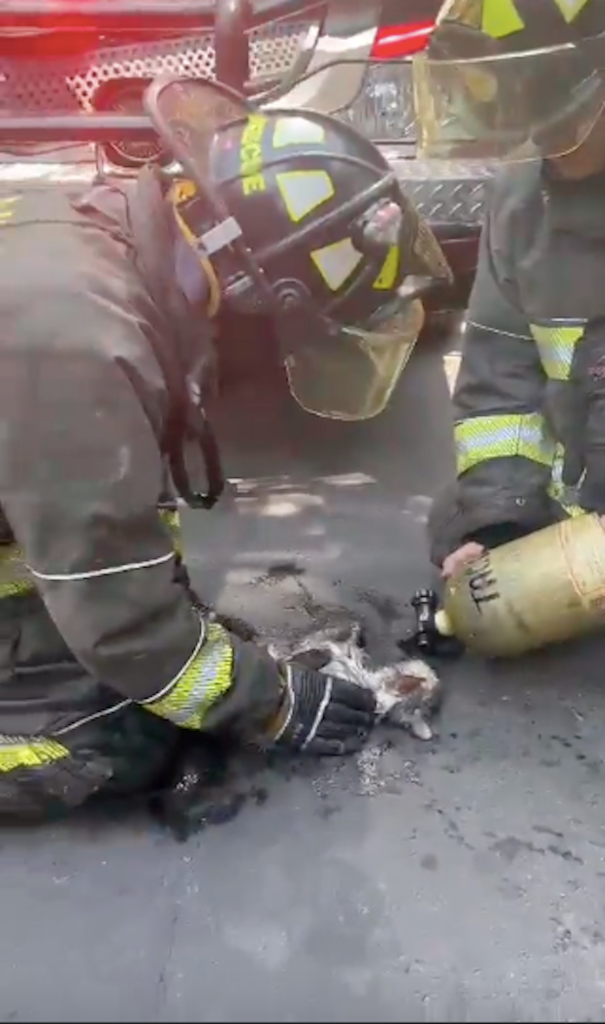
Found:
<box><xmin>415</xmin><ymin>0</ymin><xmax>605</xmax><ymax>164</ymax></box>
<box><xmin>283</xmin><ymin>297</ymin><xmax>425</xmax><ymax>421</ymax></box>
<box><xmin>282</xmin><ymin>197</ymin><xmax>449</xmax><ymax>421</ymax></box>
<box><xmin>145</xmin><ymin>76</ymin><xmax>252</xmax><ymax>188</ymax></box>
<box><xmin>414</xmin><ymin>43</ymin><xmax>605</xmax><ymax>160</ymax></box>
<box><xmin>407</xmin><ymin>208</ymin><xmax>454</xmax><ymax>280</ymax></box>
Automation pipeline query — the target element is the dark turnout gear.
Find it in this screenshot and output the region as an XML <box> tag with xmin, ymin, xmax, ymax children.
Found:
<box><xmin>145</xmin><ymin>76</ymin><xmax>452</xmax><ymax>421</ymax></box>
<box><xmin>414</xmin><ymin>0</ymin><xmax>605</xmax><ymax>162</ymax></box>
<box><xmin>427</xmin><ymin>158</ymin><xmax>605</xmax><ymax>567</ymax></box>
<box><xmin>0</xmin><ymin>178</ymin><xmax>292</xmax><ymax>815</ymax></box>
<box><xmin>267</xmin><ymin>663</ymin><xmax>376</xmax><ymax>757</ymax></box>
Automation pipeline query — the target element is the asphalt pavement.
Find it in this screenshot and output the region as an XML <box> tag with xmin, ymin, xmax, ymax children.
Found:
<box><xmin>2</xmin><ymin>326</ymin><xmax>605</xmax><ymax>1024</ymax></box>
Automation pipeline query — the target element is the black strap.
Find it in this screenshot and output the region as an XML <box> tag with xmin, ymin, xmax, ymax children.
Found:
<box><xmin>129</xmin><ymin>166</ymin><xmax>225</xmax><ymax>509</ymax></box>
<box><xmin>169</xmin><ymin>401</ymin><xmax>224</xmax><ymax>510</ymax></box>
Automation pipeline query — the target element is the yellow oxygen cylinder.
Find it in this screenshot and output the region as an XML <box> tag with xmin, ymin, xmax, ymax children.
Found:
<box><xmin>435</xmin><ymin>513</ymin><xmax>605</xmax><ymax>658</ymax></box>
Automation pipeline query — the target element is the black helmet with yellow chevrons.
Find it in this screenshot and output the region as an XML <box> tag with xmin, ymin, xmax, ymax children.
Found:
<box><xmin>414</xmin><ymin>0</ymin><xmax>605</xmax><ymax>162</ymax></box>
<box><xmin>144</xmin><ymin>76</ymin><xmax>452</xmax><ymax>422</ymax></box>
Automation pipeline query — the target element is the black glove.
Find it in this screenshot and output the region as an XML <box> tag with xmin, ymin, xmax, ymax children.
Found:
<box><xmin>269</xmin><ymin>663</ymin><xmax>376</xmax><ymax>756</ymax></box>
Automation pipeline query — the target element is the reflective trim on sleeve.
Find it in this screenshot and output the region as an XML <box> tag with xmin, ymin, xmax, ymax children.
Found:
<box><xmin>158</xmin><ymin>507</ymin><xmax>183</xmax><ymax>558</ymax></box>
<box><xmin>455</xmin><ymin>412</ymin><xmax>555</xmax><ymax>476</ymax></box>
<box><xmin>143</xmin><ymin>621</ymin><xmax>234</xmax><ymax>730</ymax></box>
<box><xmin>0</xmin><ymin>737</ymin><xmax>69</xmax><ymax>772</ymax></box>
<box><xmin>529</xmin><ymin>323</ymin><xmax>586</xmax><ymax>381</ymax></box>
<box><xmin>0</xmin><ymin>508</ymin><xmax>181</xmax><ymax>596</ymax></box>
<box><xmin>27</xmin><ymin>550</ymin><xmax>174</xmax><ymax>582</ymax></box>
<box><xmin>466</xmin><ymin>319</ymin><xmax>532</xmax><ymax>341</ymax></box>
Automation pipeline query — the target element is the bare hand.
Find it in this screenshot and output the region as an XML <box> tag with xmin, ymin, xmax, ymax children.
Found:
<box><xmin>441</xmin><ymin>542</ymin><xmax>485</xmax><ymax>580</ymax></box>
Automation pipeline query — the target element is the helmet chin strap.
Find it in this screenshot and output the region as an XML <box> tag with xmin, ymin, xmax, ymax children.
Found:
<box><xmin>198</xmin><ymin>252</ymin><xmax>222</xmax><ymax>319</ymax></box>
<box><xmin>173</xmin><ymin>204</ymin><xmax>223</xmax><ymax>318</ymax></box>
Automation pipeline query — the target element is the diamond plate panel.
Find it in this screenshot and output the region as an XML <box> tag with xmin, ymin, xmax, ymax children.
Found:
<box><xmin>393</xmin><ymin>159</ymin><xmax>495</xmax><ymax>224</ymax></box>
<box><xmin>404</xmin><ymin>176</ymin><xmax>488</xmax><ymax>223</ymax></box>
<box><xmin>0</xmin><ymin>20</ymin><xmax>312</xmax><ymax>113</ymax></box>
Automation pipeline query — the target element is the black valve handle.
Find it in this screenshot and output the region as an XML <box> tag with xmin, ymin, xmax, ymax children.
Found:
<box><xmin>399</xmin><ymin>587</ymin><xmax>465</xmax><ymax>660</ymax></box>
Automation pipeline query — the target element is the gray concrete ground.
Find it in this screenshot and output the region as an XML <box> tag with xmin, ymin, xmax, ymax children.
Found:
<box><xmin>2</xmin><ymin>329</ymin><xmax>605</xmax><ymax>1024</ymax></box>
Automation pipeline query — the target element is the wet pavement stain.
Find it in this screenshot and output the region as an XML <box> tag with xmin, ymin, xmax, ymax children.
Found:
<box><xmin>354</xmin><ymin>587</ymin><xmax>405</xmax><ymax>627</ymax></box>
<box><xmin>315</xmin><ymin>801</ymin><xmax>342</xmax><ymax>821</ymax></box>
<box><xmin>550</xmin><ymin>917</ymin><xmax>605</xmax><ymax>955</ymax></box>
<box><xmin>490</xmin><ymin>836</ymin><xmax>544</xmax><ymax>864</ymax></box>
<box><xmin>290</xmin><ymin>581</ymin><xmax>354</xmax><ymax>631</ymax></box>
<box><xmin>534</xmin><ymin>825</ymin><xmax>565</xmax><ymax>840</ymax></box>
<box><xmin>497</xmin><ymin>879</ymin><xmax>527</xmax><ymax>902</ymax></box>
<box><xmin>488</xmin><ymin>835</ymin><xmax>584</xmax><ymax>866</ymax></box>
<box><xmin>248</xmin><ymin>563</ymin><xmax>358</xmax><ymax>637</ymax></box>
<box><xmin>424</xmin><ymin>799</ymin><xmax>475</xmax><ymax>852</ymax></box>
<box><xmin>546</xmin><ymin>844</ymin><xmax>584</xmax><ymax>865</ymax></box>
<box><xmin>257</xmin><ymin>560</ymin><xmax>306</xmax><ymax>584</ymax></box>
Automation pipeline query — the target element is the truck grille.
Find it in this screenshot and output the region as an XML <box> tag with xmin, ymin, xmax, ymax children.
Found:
<box><xmin>0</xmin><ymin>19</ymin><xmax>313</xmax><ymax>112</ymax></box>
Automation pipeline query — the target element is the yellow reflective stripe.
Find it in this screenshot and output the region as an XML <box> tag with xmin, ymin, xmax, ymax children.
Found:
<box><xmin>145</xmin><ymin>622</ymin><xmax>234</xmax><ymax>730</ymax></box>
<box><xmin>455</xmin><ymin>412</ymin><xmax>554</xmax><ymax>475</ymax></box>
<box><xmin>530</xmin><ymin>323</ymin><xmax>585</xmax><ymax>381</ymax></box>
<box><xmin>0</xmin><ymin>737</ymin><xmax>68</xmax><ymax>772</ymax></box>
<box><xmin>552</xmin><ymin>0</ymin><xmax>590</xmax><ymax>23</ymax></box>
<box><xmin>482</xmin><ymin>0</ymin><xmax>524</xmax><ymax>37</ymax></box>
<box><xmin>0</xmin><ymin>194</ymin><xmax>20</xmax><ymax>224</ymax></box>
<box><xmin>158</xmin><ymin>507</ymin><xmax>183</xmax><ymax>558</ymax></box>
<box><xmin>373</xmin><ymin>246</ymin><xmax>400</xmax><ymax>290</ymax></box>
<box><xmin>0</xmin><ymin>544</ymin><xmax>35</xmax><ymax>598</ymax></box>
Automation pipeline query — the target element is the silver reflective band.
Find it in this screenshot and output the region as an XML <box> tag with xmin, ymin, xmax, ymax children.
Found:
<box><xmin>27</xmin><ymin>550</ymin><xmax>174</xmax><ymax>582</ymax></box>
<box><xmin>467</xmin><ymin>320</ymin><xmax>532</xmax><ymax>341</ymax></box>
<box><xmin>56</xmin><ymin>699</ymin><xmax>132</xmax><ymax>735</ymax></box>
<box><xmin>200</xmin><ymin>217</ymin><xmax>242</xmax><ymax>254</ymax></box>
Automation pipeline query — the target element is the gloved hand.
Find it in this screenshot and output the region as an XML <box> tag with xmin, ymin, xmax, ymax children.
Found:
<box><xmin>267</xmin><ymin>662</ymin><xmax>376</xmax><ymax>756</ymax></box>
<box><xmin>441</xmin><ymin>523</ymin><xmax>533</xmax><ymax>579</ymax></box>
<box><xmin>441</xmin><ymin>541</ymin><xmax>484</xmax><ymax>580</ymax></box>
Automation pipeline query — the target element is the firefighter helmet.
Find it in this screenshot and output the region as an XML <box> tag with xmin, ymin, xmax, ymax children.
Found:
<box><xmin>144</xmin><ymin>76</ymin><xmax>451</xmax><ymax>421</ymax></box>
<box><xmin>414</xmin><ymin>0</ymin><xmax>605</xmax><ymax>162</ymax></box>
